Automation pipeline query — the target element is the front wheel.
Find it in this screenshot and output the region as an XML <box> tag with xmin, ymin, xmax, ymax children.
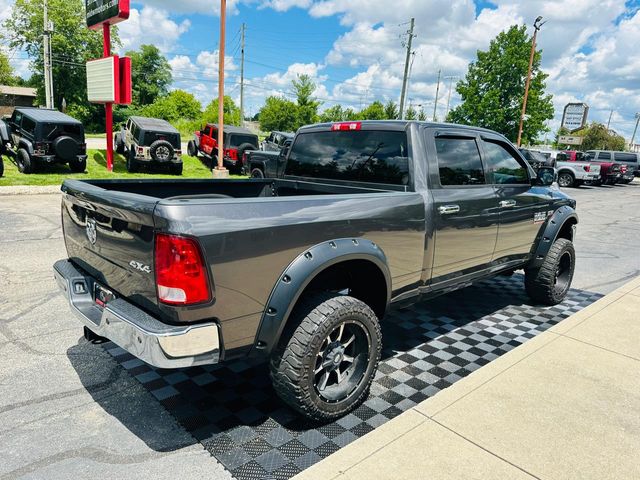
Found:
<box><xmin>557</xmin><ymin>172</ymin><xmax>575</xmax><ymax>188</ymax></box>
<box><xmin>270</xmin><ymin>293</ymin><xmax>381</xmax><ymax>422</ymax></box>
<box><xmin>16</xmin><ymin>148</ymin><xmax>34</xmax><ymax>174</ymax></box>
<box><xmin>525</xmin><ymin>238</ymin><xmax>575</xmax><ymax>305</ymax></box>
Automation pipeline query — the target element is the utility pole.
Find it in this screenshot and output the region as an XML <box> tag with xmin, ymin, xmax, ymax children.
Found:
<box><xmin>630</xmin><ymin>113</ymin><xmax>640</xmax><ymax>148</ymax></box>
<box><xmin>444</xmin><ymin>75</ymin><xmax>458</xmax><ymax>119</ymax></box>
<box><xmin>43</xmin><ymin>0</ymin><xmax>54</xmax><ymax>109</ymax></box>
<box><xmin>432</xmin><ymin>69</ymin><xmax>441</xmax><ymax>121</ymax></box>
<box><xmin>517</xmin><ymin>16</ymin><xmax>545</xmax><ymax>147</ymax></box>
<box><xmin>239</xmin><ymin>23</ymin><xmax>245</xmax><ymax>127</ymax></box>
<box><xmin>213</xmin><ymin>0</ymin><xmax>229</xmax><ymax>177</ymax></box>
<box><xmin>606</xmin><ymin>109</ymin><xmax>613</xmax><ymax>130</ymax></box>
<box><xmin>399</xmin><ymin>17</ymin><xmax>415</xmax><ymax>120</ymax></box>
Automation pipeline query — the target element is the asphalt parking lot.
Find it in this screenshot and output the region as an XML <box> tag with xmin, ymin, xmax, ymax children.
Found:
<box><xmin>1</xmin><ymin>181</ymin><xmax>639</xmax><ymax>480</ymax></box>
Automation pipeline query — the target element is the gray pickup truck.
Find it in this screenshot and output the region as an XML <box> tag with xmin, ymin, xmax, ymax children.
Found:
<box><xmin>54</xmin><ymin>120</ymin><xmax>578</xmax><ymax>421</ymax></box>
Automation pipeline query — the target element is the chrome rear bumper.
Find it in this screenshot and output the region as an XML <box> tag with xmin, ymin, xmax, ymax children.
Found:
<box><xmin>53</xmin><ymin>259</ymin><xmax>220</xmax><ymax>369</ymax></box>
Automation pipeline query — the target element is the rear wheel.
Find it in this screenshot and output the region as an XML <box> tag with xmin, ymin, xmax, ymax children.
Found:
<box><xmin>68</xmin><ymin>157</ymin><xmax>86</xmax><ymax>173</ymax></box>
<box><xmin>250</xmin><ymin>167</ymin><xmax>265</xmax><ymax>178</ymax></box>
<box><xmin>169</xmin><ymin>163</ymin><xmax>183</xmax><ymax>175</ymax></box>
<box><xmin>16</xmin><ymin>148</ymin><xmax>34</xmax><ymax>174</ymax></box>
<box><xmin>557</xmin><ymin>171</ymin><xmax>575</xmax><ymax>188</ymax></box>
<box><xmin>0</xmin><ymin>155</ymin><xmax>4</xmax><ymax>177</ymax></box>
<box><xmin>114</xmin><ymin>133</ymin><xmax>125</xmax><ymax>154</ymax></box>
<box><xmin>126</xmin><ymin>149</ymin><xmax>139</xmax><ymax>173</ymax></box>
<box><xmin>525</xmin><ymin>238</ymin><xmax>575</xmax><ymax>305</ymax></box>
<box><xmin>270</xmin><ymin>293</ymin><xmax>381</xmax><ymax>422</ymax></box>
<box><xmin>187</xmin><ymin>140</ymin><xmax>198</xmax><ymax>157</ymax></box>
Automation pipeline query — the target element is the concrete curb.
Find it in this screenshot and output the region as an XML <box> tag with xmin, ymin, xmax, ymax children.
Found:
<box><xmin>0</xmin><ymin>185</ymin><xmax>61</xmax><ymax>196</ymax></box>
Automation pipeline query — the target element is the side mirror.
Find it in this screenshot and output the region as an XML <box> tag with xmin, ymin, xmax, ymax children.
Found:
<box><xmin>535</xmin><ymin>166</ymin><xmax>556</xmax><ymax>186</ymax></box>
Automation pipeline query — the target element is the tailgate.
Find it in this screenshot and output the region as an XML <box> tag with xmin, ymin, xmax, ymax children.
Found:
<box><xmin>61</xmin><ymin>180</ymin><xmax>160</xmax><ymax>315</ymax></box>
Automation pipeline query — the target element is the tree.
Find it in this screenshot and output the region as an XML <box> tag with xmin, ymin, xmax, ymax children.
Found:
<box><xmin>448</xmin><ymin>25</ymin><xmax>554</xmax><ymax>144</ymax></box>
<box><xmin>359</xmin><ymin>101</ymin><xmax>385</xmax><ymax>120</ymax></box>
<box><xmin>552</xmin><ymin>126</ymin><xmax>570</xmax><ymax>149</ymax></box>
<box><xmin>202</xmin><ymin>96</ymin><xmax>241</xmax><ymax>126</ymax></box>
<box><xmin>292</xmin><ymin>74</ymin><xmax>320</xmax><ymax>127</ymax></box>
<box><xmin>319</xmin><ymin>105</ymin><xmax>345</xmax><ymax>123</ymax></box>
<box><xmin>574</xmin><ymin>123</ymin><xmax>626</xmax><ymax>151</ymax></box>
<box><xmin>405</xmin><ymin>106</ymin><xmax>417</xmax><ymax>120</ymax></box>
<box><xmin>418</xmin><ymin>108</ymin><xmax>427</xmax><ymax>121</ymax></box>
<box><xmin>259</xmin><ymin>96</ymin><xmax>298</xmax><ymax>132</ymax></box>
<box><xmin>127</xmin><ymin>45</ymin><xmax>172</xmax><ymax>106</ymax></box>
<box><xmin>3</xmin><ymin>0</ymin><xmax>112</xmax><ymax>109</ymax></box>
<box><xmin>0</xmin><ymin>51</ymin><xmax>18</xmax><ymax>85</ymax></box>
<box><xmin>384</xmin><ymin>100</ymin><xmax>399</xmax><ymax>120</ymax></box>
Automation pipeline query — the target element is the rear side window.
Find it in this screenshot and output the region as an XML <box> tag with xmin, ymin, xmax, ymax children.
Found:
<box><xmin>21</xmin><ymin>116</ymin><xmax>36</xmax><ymax>135</ymax></box>
<box><xmin>482</xmin><ymin>141</ymin><xmax>529</xmax><ymax>184</ymax></box>
<box><xmin>435</xmin><ymin>137</ymin><xmax>485</xmax><ymax>186</ymax></box>
<box><xmin>287</xmin><ymin>130</ymin><xmax>410</xmax><ymax>185</ymax></box>
<box><xmin>598</xmin><ymin>152</ymin><xmax>611</xmax><ymax>160</ymax></box>
<box><xmin>230</xmin><ymin>134</ymin><xmax>258</xmax><ymax>148</ymax></box>
<box><xmin>614</xmin><ymin>152</ymin><xmax>638</xmax><ymax>163</ymax></box>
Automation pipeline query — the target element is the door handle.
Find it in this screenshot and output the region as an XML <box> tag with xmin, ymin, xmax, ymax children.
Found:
<box><xmin>499</xmin><ymin>200</ymin><xmax>517</xmax><ymax>208</ymax></box>
<box><xmin>438</xmin><ymin>205</ymin><xmax>460</xmax><ymax>215</ymax></box>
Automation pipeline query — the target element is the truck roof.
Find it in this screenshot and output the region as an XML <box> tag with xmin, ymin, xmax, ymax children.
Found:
<box><xmin>298</xmin><ymin>120</ymin><xmax>499</xmax><ymax>135</ymax></box>
<box><xmin>15</xmin><ymin>107</ymin><xmax>82</xmax><ymax>124</ymax></box>
<box><xmin>206</xmin><ymin>124</ymin><xmax>257</xmax><ymax>135</ymax></box>
<box><xmin>130</xmin><ymin>116</ymin><xmax>179</xmax><ymax>133</ymax></box>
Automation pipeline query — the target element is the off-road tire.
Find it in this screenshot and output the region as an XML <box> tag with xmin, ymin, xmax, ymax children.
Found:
<box><xmin>169</xmin><ymin>162</ymin><xmax>183</xmax><ymax>175</ymax></box>
<box><xmin>114</xmin><ymin>133</ymin><xmax>125</xmax><ymax>154</ymax></box>
<box><xmin>187</xmin><ymin>140</ymin><xmax>198</xmax><ymax>157</ymax></box>
<box><xmin>525</xmin><ymin>238</ymin><xmax>575</xmax><ymax>306</ymax></box>
<box><xmin>126</xmin><ymin>149</ymin><xmax>139</xmax><ymax>173</ymax></box>
<box><xmin>250</xmin><ymin>167</ymin><xmax>265</xmax><ymax>178</ymax></box>
<box><xmin>149</xmin><ymin>139</ymin><xmax>174</xmax><ymax>163</ymax></box>
<box><xmin>68</xmin><ymin>157</ymin><xmax>86</xmax><ymax>173</ymax></box>
<box><xmin>16</xmin><ymin>148</ymin><xmax>34</xmax><ymax>174</ymax></box>
<box><xmin>557</xmin><ymin>171</ymin><xmax>575</xmax><ymax>188</ymax></box>
<box><xmin>270</xmin><ymin>293</ymin><xmax>382</xmax><ymax>422</ymax></box>
<box><xmin>0</xmin><ymin>155</ymin><xmax>4</xmax><ymax>177</ymax></box>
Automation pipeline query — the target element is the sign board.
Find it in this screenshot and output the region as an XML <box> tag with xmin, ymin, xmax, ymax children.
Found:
<box><xmin>558</xmin><ymin>135</ymin><xmax>583</xmax><ymax>145</ymax></box>
<box><xmin>86</xmin><ymin>0</ymin><xmax>130</xmax><ymax>30</ymax></box>
<box><xmin>118</xmin><ymin>56</ymin><xmax>132</xmax><ymax>105</ymax></box>
<box><xmin>86</xmin><ymin>56</ymin><xmax>119</xmax><ymax>103</ymax></box>
<box><xmin>561</xmin><ymin>103</ymin><xmax>589</xmax><ymax>132</ymax></box>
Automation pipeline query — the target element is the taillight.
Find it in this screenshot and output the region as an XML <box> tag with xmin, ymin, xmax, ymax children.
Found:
<box><xmin>225</xmin><ymin>148</ymin><xmax>238</xmax><ymax>160</ymax></box>
<box><xmin>331</xmin><ymin>122</ymin><xmax>361</xmax><ymax>131</ymax></box>
<box><xmin>155</xmin><ymin>234</ymin><xmax>211</xmax><ymax>305</ymax></box>
<box><xmin>138</xmin><ymin>146</ymin><xmax>144</xmax><ymax>154</ymax></box>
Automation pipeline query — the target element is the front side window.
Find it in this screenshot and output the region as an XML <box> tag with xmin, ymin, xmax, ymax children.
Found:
<box><xmin>435</xmin><ymin>137</ymin><xmax>485</xmax><ymax>186</ymax></box>
<box><xmin>287</xmin><ymin>130</ymin><xmax>410</xmax><ymax>185</ymax></box>
<box><xmin>483</xmin><ymin>141</ymin><xmax>529</xmax><ymax>184</ymax></box>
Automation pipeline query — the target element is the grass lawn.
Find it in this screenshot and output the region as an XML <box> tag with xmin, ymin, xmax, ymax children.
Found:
<box><xmin>0</xmin><ymin>149</ymin><xmax>243</xmax><ymax>186</ymax></box>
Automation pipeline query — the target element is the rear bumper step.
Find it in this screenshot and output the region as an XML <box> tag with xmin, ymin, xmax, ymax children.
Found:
<box><xmin>53</xmin><ymin>259</ymin><xmax>220</xmax><ymax>369</ymax></box>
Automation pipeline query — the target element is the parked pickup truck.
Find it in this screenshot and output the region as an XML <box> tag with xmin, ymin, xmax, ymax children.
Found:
<box><xmin>244</xmin><ymin>138</ymin><xmax>292</xmax><ymax>178</ymax></box>
<box><xmin>54</xmin><ymin>121</ymin><xmax>578</xmax><ymax>421</ymax></box>
<box><xmin>187</xmin><ymin>124</ymin><xmax>259</xmax><ymax>173</ymax></box>
<box><xmin>520</xmin><ymin>148</ymin><xmax>600</xmax><ymax>187</ymax></box>
<box><xmin>261</xmin><ymin>130</ymin><xmax>294</xmax><ymax>152</ymax></box>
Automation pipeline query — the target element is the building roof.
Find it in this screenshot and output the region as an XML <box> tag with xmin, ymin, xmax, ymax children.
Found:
<box><xmin>0</xmin><ymin>85</ymin><xmax>37</xmax><ymax>97</ymax></box>
<box><xmin>129</xmin><ymin>116</ymin><xmax>179</xmax><ymax>133</ymax></box>
<box><xmin>15</xmin><ymin>107</ymin><xmax>82</xmax><ymax>124</ymax></box>
<box><xmin>206</xmin><ymin>123</ymin><xmax>257</xmax><ymax>135</ymax></box>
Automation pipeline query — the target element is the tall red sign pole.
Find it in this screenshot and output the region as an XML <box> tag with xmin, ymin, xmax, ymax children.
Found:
<box><xmin>103</xmin><ymin>23</ymin><xmax>114</xmax><ymax>172</ymax></box>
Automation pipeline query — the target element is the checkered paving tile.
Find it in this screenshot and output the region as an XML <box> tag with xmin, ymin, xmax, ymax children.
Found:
<box><xmin>103</xmin><ymin>274</ymin><xmax>601</xmax><ymax>480</ymax></box>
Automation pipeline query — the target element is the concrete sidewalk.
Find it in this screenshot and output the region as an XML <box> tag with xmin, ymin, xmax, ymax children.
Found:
<box><xmin>296</xmin><ymin>277</ymin><xmax>640</xmax><ymax>480</ymax></box>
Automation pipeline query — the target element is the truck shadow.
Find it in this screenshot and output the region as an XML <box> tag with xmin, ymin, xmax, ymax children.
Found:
<box><xmin>67</xmin><ymin>273</ymin><xmax>602</xmax><ymax>479</ymax></box>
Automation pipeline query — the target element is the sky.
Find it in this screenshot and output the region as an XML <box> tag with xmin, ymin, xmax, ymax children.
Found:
<box><xmin>2</xmin><ymin>0</ymin><xmax>640</xmax><ymax>141</ymax></box>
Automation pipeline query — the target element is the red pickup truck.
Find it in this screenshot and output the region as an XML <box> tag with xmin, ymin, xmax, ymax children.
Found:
<box><xmin>561</xmin><ymin>150</ymin><xmax>624</xmax><ymax>185</ymax></box>
<box><xmin>187</xmin><ymin>124</ymin><xmax>259</xmax><ymax>173</ymax></box>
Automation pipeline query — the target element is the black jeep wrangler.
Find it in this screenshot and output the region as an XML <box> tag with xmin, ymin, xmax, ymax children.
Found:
<box><xmin>115</xmin><ymin>116</ymin><xmax>183</xmax><ymax>175</ymax></box>
<box><xmin>0</xmin><ymin>108</ymin><xmax>87</xmax><ymax>174</ymax></box>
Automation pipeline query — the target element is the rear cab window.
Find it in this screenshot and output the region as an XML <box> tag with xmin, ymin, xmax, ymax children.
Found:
<box><xmin>286</xmin><ymin>129</ymin><xmax>410</xmax><ymax>186</ymax></box>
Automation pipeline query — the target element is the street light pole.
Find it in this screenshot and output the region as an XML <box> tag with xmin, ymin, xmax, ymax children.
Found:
<box><xmin>517</xmin><ymin>16</ymin><xmax>545</xmax><ymax>147</ymax></box>
<box><xmin>630</xmin><ymin>113</ymin><xmax>640</xmax><ymax>148</ymax></box>
<box><xmin>213</xmin><ymin>0</ymin><xmax>229</xmax><ymax>177</ymax></box>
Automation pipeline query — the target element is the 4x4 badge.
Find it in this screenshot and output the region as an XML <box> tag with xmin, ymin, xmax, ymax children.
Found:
<box><xmin>86</xmin><ymin>218</ymin><xmax>97</xmax><ymax>245</ymax></box>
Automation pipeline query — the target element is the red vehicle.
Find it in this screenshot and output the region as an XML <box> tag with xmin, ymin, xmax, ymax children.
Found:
<box><xmin>187</xmin><ymin>124</ymin><xmax>259</xmax><ymax>173</ymax></box>
<box><xmin>561</xmin><ymin>150</ymin><xmax>623</xmax><ymax>185</ymax></box>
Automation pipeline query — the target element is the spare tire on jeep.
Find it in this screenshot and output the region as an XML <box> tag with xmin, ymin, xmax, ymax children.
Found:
<box><xmin>149</xmin><ymin>140</ymin><xmax>174</xmax><ymax>162</ymax></box>
<box><xmin>53</xmin><ymin>136</ymin><xmax>79</xmax><ymax>162</ymax></box>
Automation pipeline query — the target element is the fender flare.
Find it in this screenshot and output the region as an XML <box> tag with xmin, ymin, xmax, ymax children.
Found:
<box><xmin>529</xmin><ymin>205</ymin><xmax>578</xmax><ymax>269</ymax></box>
<box><xmin>252</xmin><ymin>238</ymin><xmax>391</xmax><ymax>356</ymax></box>
<box><xmin>18</xmin><ymin>138</ymin><xmax>34</xmax><ymax>155</ymax></box>
<box><xmin>0</xmin><ymin>120</ymin><xmax>10</xmax><ymax>143</ymax></box>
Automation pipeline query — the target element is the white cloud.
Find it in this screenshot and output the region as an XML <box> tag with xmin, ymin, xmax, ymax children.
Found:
<box><xmin>117</xmin><ymin>7</ymin><xmax>190</xmax><ymax>53</ymax></box>
<box><xmin>144</xmin><ymin>0</ymin><xmax>241</xmax><ymax>15</ymax></box>
<box><xmin>258</xmin><ymin>0</ymin><xmax>312</xmax><ymax>12</ymax></box>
